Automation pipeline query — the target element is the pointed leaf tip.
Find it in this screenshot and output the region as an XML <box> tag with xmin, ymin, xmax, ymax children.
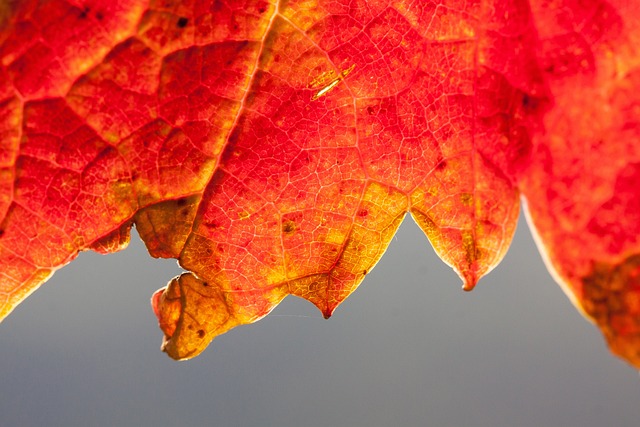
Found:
<box><xmin>462</xmin><ymin>274</ymin><xmax>478</xmax><ymax>292</ymax></box>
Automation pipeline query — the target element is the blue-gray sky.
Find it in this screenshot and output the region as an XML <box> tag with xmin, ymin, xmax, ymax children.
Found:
<box><xmin>2</xmin><ymin>211</ymin><xmax>639</xmax><ymax>427</ymax></box>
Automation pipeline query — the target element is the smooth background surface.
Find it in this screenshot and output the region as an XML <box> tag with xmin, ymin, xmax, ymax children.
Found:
<box><xmin>2</xmin><ymin>210</ymin><xmax>639</xmax><ymax>427</ymax></box>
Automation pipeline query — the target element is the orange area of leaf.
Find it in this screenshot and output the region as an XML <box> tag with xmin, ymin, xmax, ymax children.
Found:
<box><xmin>0</xmin><ymin>0</ymin><xmax>638</xmax><ymax>367</ymax></box>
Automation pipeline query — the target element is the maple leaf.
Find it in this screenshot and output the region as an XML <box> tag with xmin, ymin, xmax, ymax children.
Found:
<box><xmin>0</xmin><ymin>0</ymin><xmax>638</xmax><ymax>367</ymax></box>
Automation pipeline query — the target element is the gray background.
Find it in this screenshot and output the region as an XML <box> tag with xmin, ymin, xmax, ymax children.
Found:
<box><xmin>2</xmin><ymin>210</ymin><xmax>639</xmax><ymax>427</ymax></box>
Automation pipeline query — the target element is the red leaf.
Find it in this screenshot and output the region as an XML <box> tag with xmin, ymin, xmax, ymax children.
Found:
<box><xmin>523</xmin><ymin>0</ymin><xmax>640</xmax><ymax>366</ymax></box>
<box><xmin>0</xmin><ymin>0</ymin><xmax>638</xmax><ymax>366</ymax></box>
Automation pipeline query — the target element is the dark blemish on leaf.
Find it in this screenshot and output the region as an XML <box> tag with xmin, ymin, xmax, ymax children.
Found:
<box><xmin>95</xmin><ymin>11</ymin><xmax>104</xmax><ymax>21</ymax></box>
<box><xmin>204</xmin><ymin>221</ymin><xmax>218</xmax><ymax>229</ymax></box>
<box><xmin>521</xmin><ymin>94</ymin><xmax>540</xmax><ymax>112</ymax></box>
<box><xmin>363</xmin><ymin>269</ymin><xmax>367</xmax><ymax>275</ymax></box>
<box><xmin>282</xmin><ymin>220</ymin><xmax>295</xmax><ymax>234</ymax></box>
<box><xmin>581</xmin><ymin>255</ymin><xmax>640</xmax><ymax>324</ymax></box>
<box><xmin>197</xmin><ymin>329</ymin><xmax>205</xmax><ymax>338</ymax></box>
<box><xmin>180</xmin><ymin>208</ymin><xmax>190</xmax><ymax>217</ymax></box>
<box><xmin>436</xmin><ymin>160</ymin><xmax>447</xmax><ymax>170</ymax></box>
<box><xmin>131</xmin><ymin>172</ymin><xmax>139</xmax><ymax>181</ymax></box>
<box><xmin>202</xmin><ymin>282</ymin><xmax>209</xmax><ymax>287</ymax></box>
<box><xmin>357</xmin><ymin>209</ymin><xmax>368</xmax><ymax>217</ymax></box>
<box><xmin>177</xmin><ymin>17</ymin><xmax>189</xmax><ymax>28</ymax></box>
<box><xmin>176</xmin><ymin>198</ymin><xmax>187</xmax><ymax>207</ymax></box>
<box><xmin>366</xmin><ymin>106</ymin><xmax>375</xmax><ymax>115</ymax></box>
<box><xmin>0</xmin><ymin>229</ymin><xmax>4</xmax><ymax>237</ymax></box>
<box><xmin>79</xmin><ymin>6</ymin><xmax>90</xmax><ymax>19</ymax></box>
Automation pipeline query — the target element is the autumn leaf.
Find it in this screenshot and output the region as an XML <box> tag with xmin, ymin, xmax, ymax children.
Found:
<box><xmin>0</xmin><ymin>0</ymin><xmax>638</xmax><ymax>366</ymax></box>
<box><xmin>522</xmin><ymin>0</ymin><xmax>640</xmax><ymax>367</ymax></box>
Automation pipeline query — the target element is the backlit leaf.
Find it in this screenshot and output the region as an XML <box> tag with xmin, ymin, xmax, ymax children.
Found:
<box><xmin>0</xmin><ymin>0</ymin><xmax>638</xmax><ymax>366</ymax></box>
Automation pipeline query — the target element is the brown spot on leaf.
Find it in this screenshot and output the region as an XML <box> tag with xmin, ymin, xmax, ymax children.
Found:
<box><xmin>282</xmin><ymin>220</ymin><xmax>295</xmax><ymax>234</ymax></box>
<box><xmin>581</xmin><ymin>255</ymin><xmax>640</xmax><ymax>365</ymax></box>
<box><xmin>521</xmin><ymin>93</ymin><xmax>540</xmax><ymax>112</ymax></box>
<box><xmin>79</xmin><ymin>6</ymin><xmax>90</xmax><ymax>19</ymax></box>
<box><xmin>177</xmin><ymin>17</ymin><xmax>189</xmax><ymax>28</ymax></box>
